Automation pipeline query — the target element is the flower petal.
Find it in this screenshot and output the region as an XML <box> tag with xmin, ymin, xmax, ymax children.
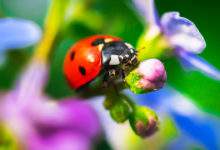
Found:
<box><xmin>15</xmin><ymin>62</ymin><xmax>48</xmax><ymax>105</ymax></box>
<box><xmin>137</xmin><ymin>59</ymin><xmax>166</xmax><ymax>82</ymax></box>
<box><xmin>28</xmin><ymin>132</ymin><xmax>90</xmax><ymax>150</ymax></box>
<box><xmin>161</xmin><ymin>12</ymin><xmax>206</xmax><ymax>54</ymax></box>
<box><xmin>137</xmin><ymin>59</ymin><xmax>166</xmax><ymax>90</ymax></box>
<box><xmin>175</xmin><ymin>49</ymin><xmax>220</xmax><ymax>80</ymax></box>
<box><xmin>0</xmin><ymin>18</ymin><xmax>41</xmax><ymax>51</ymax></box>
<box><xmin>133</xmin><ymin>0</ymin><xmax>160</xmax><ymax>26</ymax></box>
<box><xmin>29</xmin><ymin>99</ymin><xmax>100</xmax><ymax>139</ymax></box>
<box><xmin>170</xmin><ymin>112</ymin><xmax>220</xmax><ymax>150</ymax></box>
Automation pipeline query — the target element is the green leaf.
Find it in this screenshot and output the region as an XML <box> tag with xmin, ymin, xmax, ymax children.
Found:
<box><xmin>45</xmin><ymin>38</ymin><xmax>76</xmax><ymax>98</ymax></box>
<box><xmin>166</xmin><ymin>58</ymin><xmax>220</xmax><ymax>116</ymax></box>
<box><xmin>0</xmin><ymin>50</ymin><xmax>30</xmax><ymax>90</ymax></box>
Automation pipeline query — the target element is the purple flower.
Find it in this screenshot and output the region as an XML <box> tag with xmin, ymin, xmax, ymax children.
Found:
<box><xmin>0</xmin><ymin>18</ymin><xmax>100</xmax><ymax>149</ymax></box>
<box><xmin>133</xmin><ymin>0</ymin><xmax>220</xmax><ymax>80</ymax></box>
<box><xmin>0</xmin><ymin>61</ymin><xmax>100</xmax><ymax>150</ymax></box>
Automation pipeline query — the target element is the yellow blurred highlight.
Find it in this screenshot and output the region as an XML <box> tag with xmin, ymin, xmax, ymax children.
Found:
<box><xmin>0</xmin><ymin>124</ymin><xmax>23</xmax><ymax>150</ymax></box>
<box><xmin>137</xmin><ymin>28</ymin><xmax>171</xmax><ymax>61</ymax></box>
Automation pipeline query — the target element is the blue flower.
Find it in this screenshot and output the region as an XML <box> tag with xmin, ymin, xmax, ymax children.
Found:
<box><xmin>0</xmin><ymin>18</ymin><xmax>41</xmax><ymax>64</ymax></box>
<box><xmin>133</xmin><ymin>0</ymin><xmax>220</xmax><ymax>80</ymax></box>
<box><xmin>132</xmin><ymin>1</ymin><xmax>220</xmax><ymax>148</ymax></box>
<box><xmin>128</xmin><ymin>86</ymin><xmax>220</xmax><ymax>150</ymax></box>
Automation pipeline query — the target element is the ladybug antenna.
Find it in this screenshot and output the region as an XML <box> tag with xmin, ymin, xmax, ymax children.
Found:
<box><xmin>136</xmin><ymin>46</ymin><xmax>146</xmax><ymax>51</ymax></box>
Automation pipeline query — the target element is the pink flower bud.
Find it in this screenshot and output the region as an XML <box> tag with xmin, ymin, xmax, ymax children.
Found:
<box><xmin>129</xmin><ymin>106</ymin><xmax>159</xmax><ymax>138</ymax></box>
<box><xmin>137</xmin><ymin>59</ymin><xmax>166</xmax><ymax>91</ymax></box>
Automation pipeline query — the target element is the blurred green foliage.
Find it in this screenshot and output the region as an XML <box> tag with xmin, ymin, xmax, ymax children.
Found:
<box><xmin>0</xmin><ymin>0</ymin><xmax>48</xmax><ymax>25</ymax></box>
<box><xmin>0</xmin><ymin>50</ymin><xmax>30</xmax><ymax>89</ymax></box>
<box><xmin>0</xmin><ymin>0</ymin><xmax>220</xmax><ymax>116</ymax></box>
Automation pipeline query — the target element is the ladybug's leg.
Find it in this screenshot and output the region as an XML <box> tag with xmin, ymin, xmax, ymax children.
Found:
<box><xmin>121</xmin><ymin>70</ymin><xmax>126</xmax><ymax>79</ymax></box>
<box><xmin>108</xmin><ymin>69</ymin><xmax>118</xmax><ymax>78</ymax></box>
<box><xmin>102</xmin><ymin>73</ymin><xmax>109</xmax><ymax>88</ymax></box>
<box><xmin>103</xmin><ymin>67</ymin><xmax>122</xmax><ymax>81</ymax></box>
<box><xmin>102</xmin><ymin>67</ymin><xmax>116</xmax><ymax>87</ymax></box>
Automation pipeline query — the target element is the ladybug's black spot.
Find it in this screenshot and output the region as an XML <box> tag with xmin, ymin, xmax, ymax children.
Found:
<box><xmin>92</xmin><ymin>38</ymin><xmax>105</xmax><ymax>46</ymax></box>
<box><xmin>79</xmin><ymin>66</ymin><xmax>86</xmax><ymax>75</ymax></box>
<box><xmin>70</xmin><ymin>51</ymin><xmax>75</xmax><ymax>61</ymax></box>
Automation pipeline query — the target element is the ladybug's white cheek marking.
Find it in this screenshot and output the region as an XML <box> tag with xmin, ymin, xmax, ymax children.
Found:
<box><xmin>109</xmin><ymin>55</ymin><xmax>120</xmax><ymax>65</ymax></box>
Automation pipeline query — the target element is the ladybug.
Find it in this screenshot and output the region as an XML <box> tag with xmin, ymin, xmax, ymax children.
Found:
<box><xmin>63</xmin><ymin>35</ymin><xmax>137</xmax><ymax>89</ymax></box>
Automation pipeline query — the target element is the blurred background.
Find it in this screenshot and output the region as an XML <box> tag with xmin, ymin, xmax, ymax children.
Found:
<box><xmin>0</xmin><ymin>0</ymin><xmax>220</xmax><ymax>149</ymax></box>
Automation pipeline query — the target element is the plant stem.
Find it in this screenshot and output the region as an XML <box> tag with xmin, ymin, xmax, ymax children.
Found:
<box><xmin>33</xmin><ymin>0</ymin><xmax>68</xmax><ymax>63</ymax></box>
<box><xmin>137</xmin><ymin>28</ymin><xmax>170</xmax><ymax>61</ymax></box>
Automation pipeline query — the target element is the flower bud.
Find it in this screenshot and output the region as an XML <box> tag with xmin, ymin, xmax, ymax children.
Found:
<box><xmin>109</xmin><ymin>95</ymin><xmax>133</xmax><ymax>123</ymax></box>
<box><xmin>129</xmin><ymin>106</ymin><xmax>158</xmax><ymax>138</ymax></box>
<box><xmin>125</xmin><ymin>59</ymin><xmax>166</xmax><ymax>94</ymax></box>
<box><xmin>103</xmin><ymin>95</ymin><xmax>115</xmax><ymax>110</ymax></box>
<box><xmin>137</xmin><ymin>59</ymin><xmax>166</xmax><ymax>89</ymax></box>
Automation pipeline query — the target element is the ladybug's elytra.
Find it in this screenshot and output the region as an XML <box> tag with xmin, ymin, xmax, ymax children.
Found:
<box><xmin>63</xmin><ymin>35</ymin><xmax>137</xmax><ymax>89</ymax></box>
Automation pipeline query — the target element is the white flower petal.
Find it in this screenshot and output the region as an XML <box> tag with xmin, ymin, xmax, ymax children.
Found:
<box><xmin>176</xmin><ymin>49</ymin><xmax>220</xmax><ymax>80</ymax></box>
<box><xmin>161</xmin><ymin>12</ymin><xmax>206</xmax><ymax>54</ymax></box>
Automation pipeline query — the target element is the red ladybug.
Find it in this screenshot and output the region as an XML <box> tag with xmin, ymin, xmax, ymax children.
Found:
<box><xmin>64</xmin><ymin>35</ymin><xmax>137</xmax><ymax>89</ymax></box>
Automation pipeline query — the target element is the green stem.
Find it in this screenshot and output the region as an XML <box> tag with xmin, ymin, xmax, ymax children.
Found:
<box><xmin>33</xmin><ymin>0</ymin><xmax>69</xmax><ymax>63</ymax></box>
<box><xmin>136</xmin><ymin>27</ymin><xmax>171</xmax><ymax>61</ymax></box>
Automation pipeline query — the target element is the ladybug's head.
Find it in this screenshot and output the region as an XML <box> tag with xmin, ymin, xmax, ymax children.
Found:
<box><xmin>102</xmin><ymin>41</ymin><xmax>138</xmax><ymax>70</ymax></box>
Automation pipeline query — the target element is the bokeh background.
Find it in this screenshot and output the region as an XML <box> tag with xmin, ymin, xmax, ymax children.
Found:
<box><xmin>0</xmin><ymin>0</ymin><xmax>220</xmax><ymax>149</ymax></box>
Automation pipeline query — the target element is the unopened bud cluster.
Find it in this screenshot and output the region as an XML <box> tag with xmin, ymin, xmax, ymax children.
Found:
<box><xmin>125</xmin><ymin>59</ymin><xmax>166</xmax><ymax>94</ymax></box>
<box><xmin>104</xmin><ymin>93</ymin><xmax>159</xmax><ymax>137</ymax></box>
